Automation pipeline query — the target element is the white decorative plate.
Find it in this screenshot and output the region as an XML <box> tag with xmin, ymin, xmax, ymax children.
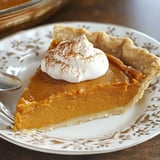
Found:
<box><xmin>0</xmin><ymin>22</ymin><xmax>160</xmax><ymax>155</ymax></box>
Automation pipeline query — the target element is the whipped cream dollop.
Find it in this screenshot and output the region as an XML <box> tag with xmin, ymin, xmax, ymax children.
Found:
<box><xmin>41</xmin><ymin>34</ymin><xmax>109</xmax><ymax>83</ymax></box>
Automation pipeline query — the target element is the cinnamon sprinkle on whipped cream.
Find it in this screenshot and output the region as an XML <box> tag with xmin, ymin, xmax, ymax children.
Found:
<box><xmin>41</xmin><ymin>34</ymin><xmax>109</xmax><ymax>83</ymax></box>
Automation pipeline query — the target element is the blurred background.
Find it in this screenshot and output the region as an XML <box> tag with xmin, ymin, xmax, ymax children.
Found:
<box><xmin>0</xmin><ymin>0</ymin><xmax>160</xmax><ymax>40</ymax></box>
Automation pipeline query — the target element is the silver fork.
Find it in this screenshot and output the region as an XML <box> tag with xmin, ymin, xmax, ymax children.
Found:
<box><xmin>0</xmin><ymin>102</ymin><xmax>14</xmax><ymax>125</ymax></box>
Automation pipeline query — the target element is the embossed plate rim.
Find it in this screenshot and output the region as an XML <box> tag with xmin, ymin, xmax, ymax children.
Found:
<box><xmin>0</xmin><ymin>21</ymin><xmax>160</xmax><ymax>155</ymax></box>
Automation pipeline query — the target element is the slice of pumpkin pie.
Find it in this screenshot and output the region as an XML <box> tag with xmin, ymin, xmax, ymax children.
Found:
<box><xmin>13</xmin><ymin>25</ymin><xmax>160</xmax><ymax>131</ymax></box>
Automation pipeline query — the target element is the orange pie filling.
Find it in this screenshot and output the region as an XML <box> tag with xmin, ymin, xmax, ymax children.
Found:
<box><xmin>14</xmin><ymin>43</ymin><xmax>145</xmax><ymax>130</ymax></box>
<box><xmin>0</xmin><ymin>0</ymin><xmax>31</xmax><ymax>10</ymax></box>
<box><xmin>13</xmin><ymin>25</ymin><xmax>160</xmax><ymax>131</ymax></box>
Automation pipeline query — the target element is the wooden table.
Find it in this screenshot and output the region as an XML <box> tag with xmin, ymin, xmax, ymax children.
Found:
<box><xmin>0</xmin><ymin>0</ymin><xmax>160</xmax><ymax>159</ymax></box>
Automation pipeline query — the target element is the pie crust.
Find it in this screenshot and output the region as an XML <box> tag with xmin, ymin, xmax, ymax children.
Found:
<box><xmin>53</xmin><ymin>25</ymin><xmax>160</xmax><ymax>102</ymax></box>
<box><xmin>13</xmin><ymin>25</ymin><xmax>160</xmax><ymax>131</ymax></box>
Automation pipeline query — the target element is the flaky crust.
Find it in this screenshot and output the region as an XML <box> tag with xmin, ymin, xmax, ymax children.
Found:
<box><xmin>53</xmin><ymin>25</ymin><xmax>160</xmax><ymax>104</ymax></box>
<box><xmin>53</xmin><ymin>25</ymin><xmax>160</xmax><ymax>74</ymax></box>
<box><xmin>14</xmin><ymin>25</ymin><xmax>160</xmax><ymax>131</ymax></box>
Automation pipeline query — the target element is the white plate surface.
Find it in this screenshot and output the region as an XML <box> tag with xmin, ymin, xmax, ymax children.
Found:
<box><xmin>0</xmin><ymin>22</ymin><xmax>160</xmax><ymax>155</ymax></box>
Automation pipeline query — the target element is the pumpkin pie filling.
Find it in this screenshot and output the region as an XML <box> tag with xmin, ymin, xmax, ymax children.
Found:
<box><xmin>0</xmin><ymin>0</ymin><xmax>31</xmax><ymax>10</ymax></box>
<box><xmin>13</xmin><ymin>25</ymin><xmax>160</xmax><ymax>131</ymax></box>
<box><xmin>14</xmin><ymin>52</ymin><xmax>144</xmax><ymax>130</ymax></box>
